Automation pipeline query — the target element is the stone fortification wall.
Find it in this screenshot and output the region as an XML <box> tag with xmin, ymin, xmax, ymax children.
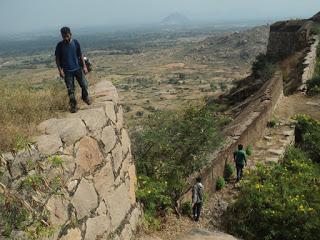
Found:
<box><xmin>299</xmin><ymin>36</ymin><xmax>319</xmax><ymax>90</ymax></box>
<box><xmin>267</xmin><ymin>20</ymin><xmax>312</xmax><ymax>59</ymax></box>
<box><xmin>181</xmin><ymin>72</ymin><xmax>283</xmax><ymax>202</ymax></box>
<box><xmin>0</xmin><ymin>81</ymin><xmax>140</xmax><ymax>240</ymax></box>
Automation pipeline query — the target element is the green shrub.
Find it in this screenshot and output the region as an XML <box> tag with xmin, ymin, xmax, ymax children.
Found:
<box><xmin>134</xmin><ymin>103</ymin><xmax>227</xmax><ymax>222</ymax></box>
<box><xmin>180</xmin><ymin>202</ymin><xmax>192</xmax><ymax>216</ymax></box>
<box><xmin>246</xmin><ymin>144</ymin><xmax>253</xmax><ymax>156</ymax></box>
<box><xmin>210</xmin><ymin>81</ymin><xmax>217</xmax><ymax>91</ymax></box>
<box><xmin>216</xmin><ymin>176</ymin><xmax>226</xmax><ymax>191</ymax></box>
<box><xmin>267</xmin><ymin>117</ymin><xmax>278</xmax><ymax>128</ymax></box>
<box><xmin>136</xmin><ymin>175</ymin><xmax>171</xmax><ymax>216</ymax></box>
<box><xmin>306</xmin><ymin>75</ymin><xmax>320</xmax><ymax>96</ymax></box>
<box><xmin>223</xmin><ymin>147</ymin><xmax>320</xmax><ymax>240</ymax></box>
<box><xmin>219</xmin><ymin>81</ymin><xmax>227</xmax><ymax>92</ymax></box>
<box><xmin>224</xmin><ymin>163</ymin><xmax>235</xmax><ymax>181</ymax></box>
<box><xmin>252</xmin><ymin>53</ymin><xmax>275</xmax><ymax>80</ymax></box>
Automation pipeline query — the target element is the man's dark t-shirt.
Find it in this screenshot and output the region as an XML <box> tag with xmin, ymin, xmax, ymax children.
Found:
<box><xmin>55</xmin><ymin>39</ymin><xmax>81</xmax><ymax>72</ymax></box>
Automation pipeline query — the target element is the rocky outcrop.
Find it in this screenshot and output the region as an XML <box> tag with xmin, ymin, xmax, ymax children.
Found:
<box><xmin>0</xmin><ymin>80</ymin><xmax>141</xmax><ymax>239</ymax></box>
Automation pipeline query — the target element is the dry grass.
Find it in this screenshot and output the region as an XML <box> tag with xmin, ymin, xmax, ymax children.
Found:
<box><xmin>0</xmin><ymin>81</ymin><xmax>68</xmax><ymax>152</ymax></box>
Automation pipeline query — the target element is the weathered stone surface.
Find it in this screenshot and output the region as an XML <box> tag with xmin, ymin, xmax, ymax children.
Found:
<box><xmin>68</xmin><ymin>180</ymin><xmax>78</xmax><ymax>193</ymax></box>
<box><xmin>96</xmin><ymin>200</ymin><xmax>108</xmax><ymax>215</ymax></box>
<box><xmin>116</xmin><ymin>105</ymin><xmax>124</xmax><ymax>129</ymax></box>
<box><xmin>61</xmin><ymin>155</ymin><xmax>76</xmax><ymax>177</ymax></box>
<box><xmin>85</xmin><ymin>214</ymin><xmax>111</xmax><ymax>240</ymax></box>
<box><xmin>101</xmin><ymin>126</ymin><xmax>117</xmax><ymax>153</ymax></box>
<box><xmin>72</xmin><ymin>108</ymin><xmax>107</xmax><ymax>131</ymax></box>
<box><xmin>93</xmin><ymin>157</ymin><xmax>114</xmax><ymax>201</ymax></box>
<box><xmin>119</xmin><ymin>223</ymin><xmax>133</xmax><ymax>240</ymax></box>
<box><xmin>129</xmin><ymin>207</ymin><xmax>141</xmax><ymax>232</ymax></box>
<box><xmin>46</xmin><ymin>195</ymin><xmax>69</xmax><ymax>226</ymax></box>
<box><xmin>63</xmin><ymin>144</ymin><xmax>74</xmax><ymax>156</ymax></box>
<box><xmin>74</xmin><ymin>137</ymin><xmax>103</xmax><ymax>177</ymax></box>
<box><xmin>71</xmin><ymin>179</ymin><xmax>98</xmax><ymax>219</ymax></box>
<box><xmin>36</xmin><ymin>134</ymin><xmax>62</xmax><ymax>155</ymax></box>
<box><xmin>106</xmin><ymin>182</ymin><xmax>132</xmax><ymax>230</ymax></box>
<box><xmin>38</xmin><ymin>118</ymin><xmax>87</xmax><ymax>145</ymax></box>
<box><xmin>104</xmin><ymin>101</ymin><xmax>117</xmax><ymax>123</ymax></box>
<box><xmin>128</xmin><ymin>164</ymin><xmax>137</xmax><ymax>205</ymax></box>
<box><xmin>111</xmin><ymin>144</ymin><xmax>123</xmax><ymax>173</ymax></box>
<box><xmin>60</xmin><ymin>228</ymin><xmax>82</xmax><ymax>240</ymax></box>
<box><xmin>121</xmin><ymin>129</ymin><xmax>131</xmax><ymax>155</ymax></box>
<box><xmin>91</xmin><ymin>81</ymin><xmax>119</xmax><ymax>102</ymax></box>
<box><xmin>10</xmin><ymin>150</ymin><xmax>40</xmax><ymax>178</ymax></box>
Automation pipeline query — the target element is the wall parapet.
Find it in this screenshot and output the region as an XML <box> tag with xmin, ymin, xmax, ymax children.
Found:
<box><xmin>0</xmin><ymin>81</ymin><xmax>140</xmax><ymax>240</ymax></box>
<box><xmin>180</xmin><ymin>71</ymin><xmax>284</xmax><ymax>203</ymax></box>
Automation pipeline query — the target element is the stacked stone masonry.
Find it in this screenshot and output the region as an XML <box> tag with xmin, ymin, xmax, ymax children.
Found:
<box><xmin>0</xmin><ymin>81</ymin><xmax>141</xmax><ymax>240</ymax></box>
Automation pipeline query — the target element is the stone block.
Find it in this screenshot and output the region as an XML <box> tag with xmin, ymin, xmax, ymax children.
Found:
<box><xmin>93</xmin><ymin>157</ymin><xmax>115</xmax><ymax>201</ymax></box>
<box><xmin>46</xmin><ymin>195</ymin><xmax>69</xmax><ymax>226</ymax></box>
<box><xmin>85</xmin><ymin>214</ymin><xmax>111</xmax><ymax>240</ymax></box>
<box><xmin>104</xmin><ymin>101</ymin><xmax>117</xmax><ymax>123</ymax></box>
<box><xmin>74</xmin><ymin>137</ymin><xmax>103</xmax><ymax>177</ymax></box>
<box><xmin>38</xmin><ymin>118</ymin><xmax>87</xmax><ymax>145</ymax></box>
<box><xmin>71</xmin><ymin>179</ymin><xmax>98</xmax><ymax>219</ymax></box>
<box><xmin>60</xmin><ymin>228</ymin><xmax>82</xmax><ymax>240</ymax></box>
<box><xmin>101</xmin><ymin>126</ymin><xmax>117</xmax><ymax>153</ymax></box>
<box><xmin>106</xmin><ymin>182</ymin><xmax>131</xmax><ymax>230</ymax></box>
<box><xmin>36</xmin><ymin>134</ymin><xmax>62</xmax><ymax>156</ymax></box>
<box><xmin>111</xmin><ymin>144</ymin><xmax>123</xmax><ymax>173</ymax></box>
<box><xmin>72</xmin><ymin>108</ymin><xmax>107</xmax><ymax>131</ymax></box>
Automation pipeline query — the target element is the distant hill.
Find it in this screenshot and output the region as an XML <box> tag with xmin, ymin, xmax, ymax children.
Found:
<box><xmin>161</xmin><ymin>13</ymin><xmax>190</xmax><ymax>26</ymax></box>
<box><xmin>186</xmin><ymin>25</ymin><xmax>270</xmax><ymax>65</ymax></box>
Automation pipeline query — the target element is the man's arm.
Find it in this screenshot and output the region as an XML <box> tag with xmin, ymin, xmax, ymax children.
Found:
<box><xmin>55</xmin><ymin>56</ymin><xmax>65</xmax><ymax>78</ymax></box>
<box><xmin>80</xmin><ymin>54</ymin><xmax>88</xmax><ymax>74</ymax></box>
<box><xmin>75</xmin><ymin>40</ymin><xmax>88</xmax><ymax>74</ymax></box>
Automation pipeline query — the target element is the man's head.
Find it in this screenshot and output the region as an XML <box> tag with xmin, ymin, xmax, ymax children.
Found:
<box><xmin>238</xmin><ymin>144</ymin><xmax>244</xmax><ymax>150</ymax></box>
<box><xmin>196</xmin><ymin>177</ymin><xmax>202</xmax><ymax>183</ymax></box>
<box><xmin>60</xmin><ymin>27</ymin><xmax>72</xmax><ymax>42</ymax></box>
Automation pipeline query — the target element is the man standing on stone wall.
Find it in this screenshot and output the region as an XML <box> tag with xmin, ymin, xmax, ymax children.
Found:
<box><xmin>55</xmin><ymin>27</ymin><xmax>91</xmax><ymax>113</ymax></box>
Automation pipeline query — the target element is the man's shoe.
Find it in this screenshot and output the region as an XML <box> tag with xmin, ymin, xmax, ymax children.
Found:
<box><xmin>83</xmin><ymin>97</ymin><xmax>92</xmax><ymax>105</ymax></box>
<box><xmin>70</xmin><ymin>105</ymin><xmax>78</xmax><ymax>113</ymax></box>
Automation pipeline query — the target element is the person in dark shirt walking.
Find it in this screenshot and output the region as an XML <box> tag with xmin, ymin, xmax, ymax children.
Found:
<box><xmin>192</xmin><ymin>177</ymin><xmax>204</xmax><ymax>222</ymax></box>
<box><xmin>233</xmin><ymin>144</ymin><xmax>247</xmax><ymax>182</ymax></box>
<box><xmin>55</xmin><ymin>27</ymin><xmax>91</xmax><ymax>113</ymax></box>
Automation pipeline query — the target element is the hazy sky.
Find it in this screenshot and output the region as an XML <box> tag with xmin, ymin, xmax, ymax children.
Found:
<box><xmin>1</xmin><ymin>0</ymin><xmax>320</xmax><ymax>34</ymax></box>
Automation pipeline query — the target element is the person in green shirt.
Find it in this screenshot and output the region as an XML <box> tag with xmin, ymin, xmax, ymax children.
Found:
<box><xmin>233</xmin><ymin>144</ymin><xmax>247</xmax><ymax>182</ymax></box>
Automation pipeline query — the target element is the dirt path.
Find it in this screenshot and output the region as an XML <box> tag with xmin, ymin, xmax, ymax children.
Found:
<box><xmin>134</xmin><ymin>93</ymin><xmax>320</xmax><ymax>240</ymax></box>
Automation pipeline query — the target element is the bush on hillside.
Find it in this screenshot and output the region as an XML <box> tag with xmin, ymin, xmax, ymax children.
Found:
<box><xmin>216</xmin><ymin>176</ymin><xmax>226</xmax><ymax>191</ymax></box>
<box><xmin>134</xmin><ymin>103</ymin><xmax>228</xmax><ymax>225</ymax></box>
<box><xmin>295</xmin><ymin>114</ymin><xmax>320</xmax><ymax>162</ymax></box>
<box><xmin>252</xmin><ymin>53</ymin><xmax>275</xmax><ymax>81</ymax></box>
<box><xmin>223</xmin><ymin>146</ymin><xmax>320</xmax><ymax>240</ymax></box>
<box><xmin>224</xmin><ymin>163</ymin><xmax>235</xmax><ymax>181</ymax></box>
<box><xmin>306</xmin><ymin>75</ymin><xmax>320</xmax><ymax>96</ymax></box>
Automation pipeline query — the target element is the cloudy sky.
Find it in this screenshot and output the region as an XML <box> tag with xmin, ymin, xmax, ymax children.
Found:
<box><xmin>1</xmin><ymin>0</ymin><xmax>319</xmax><ymax>34</ymax></box>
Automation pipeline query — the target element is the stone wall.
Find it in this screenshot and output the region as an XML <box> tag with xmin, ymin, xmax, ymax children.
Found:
<box><xmin>299</xmin><ymin>36</ymin><xmax>319</xmax><ymax>90</ymax></box>
<box><xmin>267</xmin><ymin>20</ymin><xmax>312</xmax><ymax>59</ymax></box>
<box><xmin>180</xmin><ymin>72</ymin><xmax>284</xmax><ymax>202</ymax></box>
<box><xmin>0</xmin><ymin>81</ymin><xmax>141</xmax><ymax>240</ymax></box>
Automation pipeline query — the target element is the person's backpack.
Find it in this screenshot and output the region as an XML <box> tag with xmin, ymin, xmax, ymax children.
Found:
<box><xmin>82</xmin><ymin>56</ymin><xmax>93</xmax><ymax>72</ymax></box>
